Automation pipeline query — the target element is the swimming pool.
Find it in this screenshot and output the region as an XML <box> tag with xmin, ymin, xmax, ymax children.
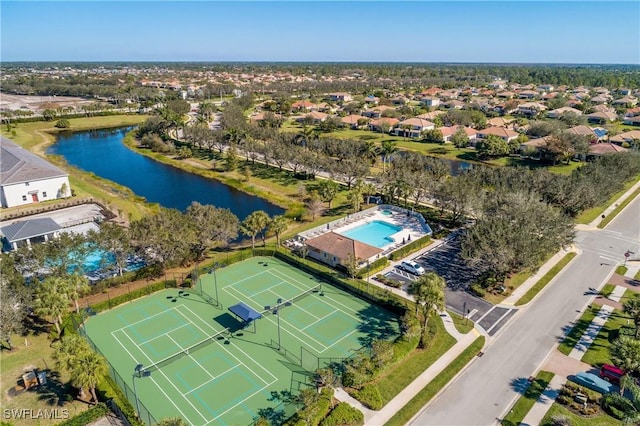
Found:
<box><xmin>339</xmin><ymin>220</ymin><xmax>402</xmax><ymax>248</ymax></box>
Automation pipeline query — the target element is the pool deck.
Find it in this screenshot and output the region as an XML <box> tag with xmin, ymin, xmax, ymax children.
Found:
<box><xmin>296</xmin><ymin>205</ymin><xmax>431</xmax><ymax>256</ymax></box>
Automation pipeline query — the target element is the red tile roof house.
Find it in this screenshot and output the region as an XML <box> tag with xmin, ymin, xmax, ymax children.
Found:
<box><xmin>393</xmin><ymin>118</ymin><xmax>435</xmax><ymax>138</ymax></box>
<box><xmin>586</xmin><ymin>111</ymin><xmax>618</xmax><ymax>124</ymax></box>
<box><xmin>362</xmin><ymin>105</ymin><xmax>396</xmax><ymax>119</ymax></box>
<box><xmin>416</xmin><ymin>111</ymin><xmax>445</xmax><ymax>121</ymax></box>
<box><xmin>609</xmin><ymin>130</ymin><xmax>640</xmax><ymax>144</ymax></box>
<box><xmin>304</xmin><ymin>232</ymin><xmax>383</xmax><ymax>268</ymax></box>
<box><xmin>341</xmin><ymin>115</ymin><xmax>370</xmax><ymax>129</ymax></box>
<box><xmin>476</xmin><ymin>126</ymin><xmax>519</xmax><ymax>143</ymax></box>
<box><xmin>623</xmin><ymin>115</ymin><xmax>640</xmax><ymax>126</ymax></box>
<box><xmin>364</xmin><ymin>95</ymin><xmax>380</xmax><ymax>105</ymax></box>
<box><xmin>439</xmin><ymin>126</ymin><xmax>478</xmax><ymax>143</ymax></box>
<box><xmin>566</xmin><ymin>125</ymin><xmax>601</xmax><ymax>143</ymax></box>
<box><xmin>296</xmin><ymin>111</ymin><xmax>328</xmax><ymax>123</ymax></box>
<box><xmin>517</xmin><ymin>102</ymin><xmax>547</xmax><ymax>116</ymax></box>
<box><xmin>547</xmin><ymin>107</ymin><xmax>583</xmax><ymax>119</ymax></box>
<box><xmin>369</xmin><ymin>117</ymin><xmax>399</xmax><ymax>133</ymax></box>
<box><xmin>588</xmin><ymin>143</ymin><xmax>629</xmax><ymax>157</ymax></box>
<box><xmin>291</xmin><ymin>100</ymin><xmax>317</xmax><ymax>112</ymax></box>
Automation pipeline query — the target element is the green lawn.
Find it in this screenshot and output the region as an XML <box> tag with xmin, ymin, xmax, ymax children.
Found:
<box><xmin>515</xmin><ymin>252</ymin><xmax>577</xmax><ymax>306</ymax></box>
<box><xmin>599</xmin><ymin>185</ymin><xmax>640</xmax><ymax>229</ymax></box>
<box><xmin>447</xmin><ymin>310</ymin><xmax>475</xmax><ymax>334</ymax></box>
<box><xmin>374</xmin><ymin>314</ymin><xmax>456</xmax><ymax>405</ymax></box>
<box><xmin>576</xmin><ymin>174</ymin><xmax>640</xmax><ymax>224</ymax></box>
<box><xmin>540</xmin><ymin>402</ymin><xmax>621</xmax><ymax>426</ymax></box>
<box><xmin>384</xmin><ymin>336</ymin><xmax>485</xmax><ymax>426</ymax></box>
<box><xmin>616</xmin><ymin>265</ymin><xmax>629</xmax><ymax>276</ymax></box>
<box><xmin>600</xmin><ymin>284</ymin><xmax>616</xmax><ymax>299</ymax></box>
<box><xmin>501</xmin><ymin>371</ymin><xmax>555</xmax><ymax>426</ymax></box>
<box><xmin>636</xmin><ymin>270</ymin><xmax>640</xmax><ymax>281</ymax></box>
<box><xmin>558</xmin><ymin>305</ymin><xmax>600</xmax><ymax>355</ymax></box>
<box><xmin>581</xmin><ymin>308</ymin><xmax>632</xmax><ymax>367</ymax></box>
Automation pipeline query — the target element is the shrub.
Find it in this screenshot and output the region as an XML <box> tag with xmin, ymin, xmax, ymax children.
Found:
<box><xmin>389</xmin><ymin>236</ymin><xmax>432</xmax><ymax>260</ymax></box>
<box><xmin>357</xmin><ymin>257</ymin><xmax>389</xmax><ymax>278</ymax></box>
<box><xmin>469</xmin><ymin>283</ymin><xmax>485</xmax><ymax>297</ymax></box>
<box><xmin>550</xmin><ymin>414</ymin><xmax>571</xmax><ymax>426</ymax></box>
<box><xmin>353</xmin><ymin>384</ymin><xmax>383</xmax><ymax>410</ymax></box>
<box><xmin>91</xmin><ymin>279</ymin><xmax>177</xmax><ymax>312</ymax></box>
<box><xmin>55</xmin><ymin>119</ymin><xmax>71</xmax><ymax>128</ymax></box>
<box><xmin>320</xmin><ymin>402</ymin><xmax>364</xmax><ymax>426</ymax></box>
<box><xmin>58</xmin><ymin>403</ymin><xmax>108</xmax><ymax>426</ymax></box>
<box><xmin>602</xmin><ymin>393</ymin><xmax>635</xmax><ymax>420</ymax></box>
<box><xmin>374</xmin><ymin>274</ymin><xmax>402</xmax><ymax>288</ymax></box>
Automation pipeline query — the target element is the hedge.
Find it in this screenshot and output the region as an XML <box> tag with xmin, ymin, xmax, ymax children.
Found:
<box><xmin>99</xmin><ymin>376</ymin><xmax>144</xmax><ymax>426</ymax></box>
<box><xmin>320</xmin><ymin>402</ymin><xmax>364</xmax><ymax>426</ymax></box>
<box><xmin>356</xmin><ymin>257</ymin><xmax>389</xmax><ymax>279</ymax></box>
<box><xmin>353</xmin><ymin>384</ymin><xmax>383</xmax><ymax>410</ymax></box>
<box><xmin>389</xmin><ymin>236</ymin><xmax>432</xmax><ymax>260</ymax></box>
<box><xmin>58</xmin><ymin>402</ymin><xmax>108</xmax><ymax>426</ymax></box>
<box><xmin>90</xmin><ymin>279</ymin><xmax>177</xmax><ymax>312</ymax></box>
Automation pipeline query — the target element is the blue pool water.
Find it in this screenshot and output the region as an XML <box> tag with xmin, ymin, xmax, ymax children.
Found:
<box><xmin>340</xmin><ymin>220</ymin><xmax>402</xmax><ymax>248</ymax></box>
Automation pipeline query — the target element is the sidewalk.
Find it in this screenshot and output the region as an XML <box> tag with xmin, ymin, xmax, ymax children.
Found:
<box><xmin>588</xmin><ymin>178</ymin><xmax>640</xmax><ymax>228</ymax></box>
<box><xmin>520</xmin><ymin>375</ymin><xmax>566</xmax><ymax>426</ymax></box>
<box><xmin>333</xmin><ymin>311</ymin><xmax>478</xmax><ymax>425</ymax></box>
<box><xmin>501</xmin><ymin>246</ymin><xmax>577</xmax><ymax>306</ymax></box>
<box><xmin>568</xmin><ymin>304</ymin><xmax>613</xmax><ymax>360</ymax></box>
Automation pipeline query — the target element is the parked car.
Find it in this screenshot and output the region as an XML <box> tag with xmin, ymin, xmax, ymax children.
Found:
<box><xmin>570</xmin><ymin>372</ymin><xmax>613</xmax><ymax>394</ymax></box>
<box><xmin>399</xmin><ymin>260</ymin><xmax>426</xmax><ymax>276</ymax></box>
<box><xmin>600</xmin><ymin>364</ymin><xmax>625</xmax><ymax>384</ymax></box>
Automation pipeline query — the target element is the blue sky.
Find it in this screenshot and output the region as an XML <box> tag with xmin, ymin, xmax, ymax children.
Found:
<box><xmin>2</xmin><ymin>1</ymin><xmax>639</xmax><ymax>64</ymax></box>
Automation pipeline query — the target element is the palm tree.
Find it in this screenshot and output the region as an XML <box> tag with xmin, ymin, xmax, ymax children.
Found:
<box><xmin>268</xmin><ymin>215</ymin><xmax>290</xmax><ymax>249</ymax></box>
<box><xmin>73</xmin><ymin>350</ymin><xmax>108</xmax><ymax>404</ymax></box>
<box><xmin>408</xmin><ymin>272</ymin><xmax>446</xmax><ymax>348</ymax></box>
<box><xmin>623</xmin><ymin>298</ymin><xmax>640</xmax><ymax>339</ymax></box>
<box><xmin>361</xmin><ymin>140</ymin><xmax>379</xmax><ymax>166</ymax></box>
<box><xmin>611</xmin><ymin>336</ymin><xmax>640</xmax><ymax>387</ymax></box>
<box><xmin>380</xmin><ymin>140</ymin><xmax>397</xmax><ymax>173</ymax></box>
<box><xmin>65</xmin><ymin>273</ymin><xmax>91</xmax><ymax>314</ymax></box>
<box><xmin>241</xmin><ymin>211</ymin><xmax>270</xmax><ymax>251</ymax></box>
<box><xmin>33</xmin><ymin>277</ymin><xmax>69</xmax><ymax>335</ymax></box>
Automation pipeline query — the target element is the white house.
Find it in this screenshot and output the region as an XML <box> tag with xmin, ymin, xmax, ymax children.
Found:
<box><xmin>393</xmin><ymin>118</ymin><xmax>435</xmax><ymax>138</ymax></box>
<box><xmin>1</xmin><ymin>137</ymin><xmax>71</xmax><ymax>208</ymax></box>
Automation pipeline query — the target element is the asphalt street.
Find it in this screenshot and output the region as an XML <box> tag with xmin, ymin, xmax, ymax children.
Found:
<box><xmin>410</xmin><ymin>194</ymin><xmax>640</xmax><ymax>426</ymax></box>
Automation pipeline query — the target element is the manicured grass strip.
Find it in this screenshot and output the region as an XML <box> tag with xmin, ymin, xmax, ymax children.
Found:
<box><xmin>615</xmin><ymin>265</ymin><xmax>628</xmax><ymax>276</ymax></box>
<box><xmin>515</xmin><ymin>252</ymin><xmax>577</xmax><ymax>306</ymax></box>
<box><xmin>447</xmin><ymin>310</ymin><xmax>474</xmax><ymax>334</ymax></box>
<box><xmin>576</xmin><ymin>175</ymin><xmax>640</xmax><ymax>225</ymax></box>
<box><xmin>599</xmin><ymin>185</ymin><xmax>640</xmax><ymax>229</ymax></box>
<box><xmin>384</xmin><ymin>336</ymin><xmax>485</xmax><ymax>426</ymax></box>
<box><xmin>501</xmin><ymin>371</ymin><xmax>555</xmax><ymax>426</ymax></box>
<box><xmin>558</xmin><ymin>305</ymin><xmax>599</xmax><ymax>355</ymax></box>
<box><xmin>636</xmin><ymin>270</ymin><xmax>640</xmax><ymax>281</ymax></box>
<box><xmin>376</xmin><ymin>315</ymin><xmax>456</xmax><ymax>404</ymax></box>
<box><xmin>581</xmin><ymin>308</ymin><xmax>631</xmax><ymax>367</ymax></box>
<box><xmin>599</xmin><ymin>283</ymin><xmax>615</xmax><ymax>299</ymax></box>
<box><xmin>540</xmin><ymin>402</ymin><xmax>622</xmax><ymax>426</ymax></box>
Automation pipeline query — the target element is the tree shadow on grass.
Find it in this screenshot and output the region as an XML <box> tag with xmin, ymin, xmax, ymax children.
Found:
<box><xmin>355</xmin><ymin>305</ymin><xmax>400</xmax><ymax>348</ymax></box>
<box><xmin>35</xmin><ymin>370</ymin><xmax>76</xmax><ymax>407</ymax></box>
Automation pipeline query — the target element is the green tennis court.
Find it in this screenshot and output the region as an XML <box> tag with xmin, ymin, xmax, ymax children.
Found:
<box><xmin>84</xmin><ymin>256</ymin><xmax>400</xmax><ymax>425</ymax></box>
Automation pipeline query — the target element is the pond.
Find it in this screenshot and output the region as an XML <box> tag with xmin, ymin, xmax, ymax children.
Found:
<box><xmin>47</xmin><ymin>127</ymin><xmax>285</xmax><ymax>220</ymax></box>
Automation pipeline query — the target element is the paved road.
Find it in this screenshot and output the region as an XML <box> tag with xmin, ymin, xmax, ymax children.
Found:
<box><xmin>410</xmin><ymin>195</ymin><xmax>640</xmax><ymax>426</ymax></box>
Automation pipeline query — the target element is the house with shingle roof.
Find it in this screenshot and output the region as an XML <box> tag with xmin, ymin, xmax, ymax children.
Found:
<box><xmin>1</xmin><ymin>137</ymin><xmax>71</xmax><ymax>208</ymax></box>
<box><xmin>1</xmin><ymin>218</ymin><xmax>61</xmax><ymax>251</ymax></box>
<box><xmin>304</xmin><ymin>232</ymin><xmax>383</xmax><ymax>268</ymax></box>
<box><xmin>393</xmin><ymin>118</ymin><xmax>435</xmax><ymax>138</ymax></box>
<box><xmin>476</xmin><ymin>126</ymin><xmax>519</xmax><ymax>142</ymax></box>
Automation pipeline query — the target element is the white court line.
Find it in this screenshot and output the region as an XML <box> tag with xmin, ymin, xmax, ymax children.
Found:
<box><xmin>114</xmin><ymin>306</ymin><xmax>181</xmax><ymax>332</ymax></box>
<box><xmin>268</xmin><ymin>269</ymin><xmax>362</xmax><ymax>320</ymax></box>
<box><xmin>138</xmin><ymin>323</ymin><xmax>191</xmax><ymax>346</ymax></box>
<box><xmin>184</xmin><ymin>365</ymin><xmax>239</xmax><ymax>396</ymax></box>
<box><xmin>175</xmin><ymin>305</ymin><xmax>278</xmax><ymax>384</ymax></box>
<box><xmin>119</xmin><ymin>328</ymin><xmax>209</xmax><ymax>423</ymax></box>
<box><xmin>301</xmin><ymin>311</ymin><xmax>335</xmax><ymax>331</ymax></box>
<box><xmin>165</xmin><ymin>333</ymin><xmax>215</xmax><ymax>380</ymax></box>
<box><xmin>224</xmin><ymin>284</ymin><xmax>329</xmax><ymax>352</ymax></box>
<box><xmin>265</xmin><ymin>286</ymin><xmax>322</xmax><ymax>321</ymax></box>
<box><xmin>111</xmin><ymin>330</ymin><xmax>197</xmax><ymax>425</ymax></box>
<box><xmin>203</xmin><ymin>382</ymin><xmax>272</xmax><ymax>426</ymax></box>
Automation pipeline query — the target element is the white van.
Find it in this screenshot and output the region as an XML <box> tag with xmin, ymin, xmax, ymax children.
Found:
<box><xmin>399</xmin><ymin>260</ymin><xmax>426</xmax><ymax>276</ymax></box>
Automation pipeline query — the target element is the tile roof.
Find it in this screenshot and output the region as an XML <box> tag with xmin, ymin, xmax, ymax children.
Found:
<box><xmin>305</xmin><ymin>232</ymin><xmax>382</xmax><ymax>261</ymax></box>
<box><xmin>1</xmin><ymin>137</ymin><xmax>68</xmax><ymax>186</ymax></box>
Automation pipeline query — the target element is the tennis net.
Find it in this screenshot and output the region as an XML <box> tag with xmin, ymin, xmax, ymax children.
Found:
<box><xmin>144</xmin><ymin>327</ymin><xmax>230</xmax><ymax>373</ymax></box>
<box><xmin>262</xmin><ymin>285</ymin><xmax>321</xmax><ymax>315</ymax></box>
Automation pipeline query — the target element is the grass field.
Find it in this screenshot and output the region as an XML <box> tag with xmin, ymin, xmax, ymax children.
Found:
<box><xmin>576</xmin><ymin>174</ymin><xmax>640</xmax><ymax>225</ymax></box>
<box><xmin>84</xmin><ymin>256</ymin><xmax>400</xmax><ymax>425</ymax></box>
<box><xmin>501</xmin><ymin>371</ymin><xmax>555</xmax><ymax>426</ymax></box>
<box><xmin>515</xmin><ymin>252</ymin><xmax>577</xmax><ymax>306</ymax></box>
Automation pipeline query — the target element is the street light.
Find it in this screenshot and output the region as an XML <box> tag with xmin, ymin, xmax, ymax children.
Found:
<box><xmin>212</xmin><ymin>262</ymin><xmax>220</xmax><ymax>306</ymax></box>
<box><xmin>132</xmin><ymin>364</ymin><xmax>150</xmax><ymax>418</ymax></box>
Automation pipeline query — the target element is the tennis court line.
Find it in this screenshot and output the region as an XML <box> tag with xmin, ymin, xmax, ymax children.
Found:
<box><xmin>114</xmin><ymin>306</ymin><xmax>182</xmax><ymax>332</ymax></box>
<box><xmin>300</xmin><ymin>311</ymin><xmax>336</xmax><ymax>331</ymax></box>
<box><xmin>184</xmin><ymin>364</ymin><xmax>239</xmax><ymax>396</ymax></box>
<box><xmin>224</xmin><ymin>284</ymin><xmax>329</xmax><ymax>352</ymax></box>
<box><xmin>138</xmin><ymin>323</ymin><xmax>191</xmax><ymax>346</ymax></box>
<box><xmin>202</xmin><ymin>381</ymin><xmax>273</xmax><ymax>426</ymax></box>
<box><xmin>111</xmin><ymin>329</ymin><xmax>198</xmax><ymax>425</ymax></box>
<box><xmin>268</xmin><ymin>269</ymin><xmax>362</xmax><ymax>320</ymax></box>
<box><xmin>119</xmin><ymin>329</ymin><xmax>209</xmax><ymax>423</ymax></box>
<box><xmin>165</xmin><ymin>333</ymin><xmax>215</xmax><ymax>381</ymax></box>
<box><xmin>178</xmin><ymin>306</ymin><xmax>278</xmax><ymax>384</ymax></box>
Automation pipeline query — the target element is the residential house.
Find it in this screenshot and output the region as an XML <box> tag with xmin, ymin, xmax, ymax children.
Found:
<box><xmin>586</xmin><ymin>111</ymin><xmax>617</xmax><ymax>124</ymax></box>
<box><xmin>487</xmin><ymin>117</ymin><xmax>514</xmax><ymax>128</ymax></box>
<box><xmin>518</xmin><ymin>90</ymin><xmax>539</xmax><ymax>99</ymax></box>
<box><xmin>369</xmin><ymin>117</ymin><xmax>399</xmax><ymax>133</ymax></box>
<box><xmin>291</xmin><ymin>100</ymin><xmax>317</xmax><ymax>112</ymax></box>
<box><xmin>618</xmin><ymin>88</ymin><xmax>632</xmax><ymax>96</ymax></box>
<box><xmin>476</xmin><ymin>126</ymin><xmax>519</xmax><ymax>143</ymax></box>
<box><xmin>591</xmin><ymin>104</ymin><xmax>614</xmax><ymax>113</ymax></box>
<box><xmin>442</xmin><ymin>100</ymin><xmax>465</xmax><ymax>110</ymax></box>
<box><xmin>566</xmin><ymin>125</ymin><xmax>600</xmax><ymax>143</ymax></box>
<box><xmin>364</xmin><ymin>96</ymin><xmax>380</xmax><ymax>105</ymax></box>
<box><xmin>420</xmin><ymin>87</ymin><xmax>442</xmax><ymax>97</ymax></box>
<box><xmin>1</xmin><ymin>137</ymin><xmax>71</xmax><ymax>208</ymax></box>
<box><xmin>439</xmin><ymin>126</ymin><xmax>478</xmax><ymax>143</ymax></box>
<box><xmin>362</xmin><ymin>105</ymin><xmax>396</xmax><ymax>119</ymax></box>
<box><xmin>297</xmin><ymin>111</ymin><xmax>328</xmax><ymax>123</ymax></box>
<box><xmin>547</xmin><ymin>107</ymin><xmax>582</xmax><ymax>119</ymax></box>
<box><xmin>421</xmin><ymin>97</ymin><xmax>440</xmax><ymax>107</ymax></box>
<box><xmin>416</xmin><ymin>111</ymin><xmax>445</xmax><ymax>121</ymax></box>
<box><xmin>517</xmin><ymin>102</ymin><xmax>547</xmax><ymax>116</ymax></box>
<box><xmin>590</xmin><ymin>95</ymin><xmax>610</xmax><ymax>104</ymax></box>
<box><xmin>328</xmin><ymin>93</ymin><xmax>352</xmax><ymax>102</ymax></box>
<box><xmin>304</xmin><ymin>232</ymin><xmax>383</xmax><ymax>268</ymax></box>
<box><xmin>623</xmin><ymin>116</ymin><xmax>640</xmax><ymax>126</ymax></box>
<box><xmin>341</xmin><ymin>115</ymin><xmax>370</xmax><ymax>129</ymax></box>
<box><xmin>611</xmin><ymin>96</ymin><xmax>637</xmax><ymax>107</ymax></box>
<box><xmin>520</xmin><ymin>136</ymin><xmax>551</xmax><ymax>155</ymax></box>
<box><xmin>588</xmin><ymin>143</ymin><xmax>629</xmax><ymax>158</ymax></box>
<box><xmin>496</xmin><ymin>91</ymin><xmax>515</xmax><ymax>99</ymax></box>
<box><xmin>538</xmin><ymin>84</ymin><xmax>555</xmax><ymax>92</ymax></box>
<box><xmin>393</xmin><ymin>118</ymin><xmax>435</xmax><ymax>138</ymax></box>
<box><xmin>609</xmin><ymin>130</ymin><xmax>640</xmax><ymax>144</ymax></box>
<box><xmin>391</xmin><ymin>96</ymin><xmax>409</xmax><ymax>106</ymax></box>
<box><xmin>624</xmin><ymin>107</ymin><xmax>640</xmax><ymax>118</ymax></box>
<box><xmin>1</xmin><ymin>218</ymin><xmax>62</xmax><ymax>251</ymax></box>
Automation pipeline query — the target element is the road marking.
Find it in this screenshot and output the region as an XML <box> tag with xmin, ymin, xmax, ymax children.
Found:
<box><xmin>474</xmin><ymin>306</ymin><xmax>495</xmax><ymax>324</ymax></box>
<box><xmin>467</xmin><ymin>308</ymin><xmax>478</xmax><ymax>319</ymax></box>
<box><xmin>485</xmin><ymin>309</ymin><xmax>513</xmax><ymax>334</ymax></box>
